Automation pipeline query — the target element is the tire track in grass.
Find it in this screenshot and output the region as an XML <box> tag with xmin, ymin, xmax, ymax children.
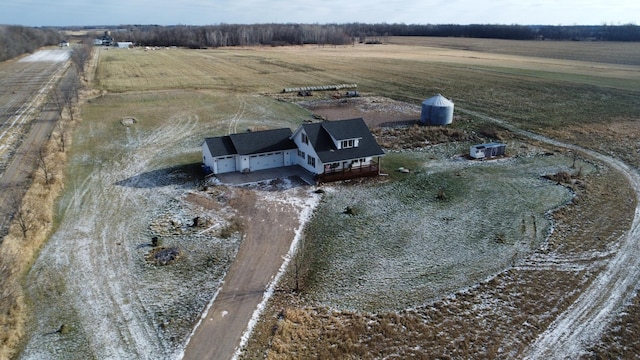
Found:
<box><xmin>227</xmin><ymin>95</ymin><xmax>246</xmax><ymax>135</ymax></box>
<box><xmin>22</xmin><ymin>113</ymin><xmax>200</xmax><ymax>358</ymax></box>
<box><xmin>458</xmin><ymin>108</ymin><xmax>640</xmax><ymax>358</ymax></box>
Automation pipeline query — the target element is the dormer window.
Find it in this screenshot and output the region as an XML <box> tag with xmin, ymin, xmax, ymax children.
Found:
<box><xmin>341</xmin><ymin>139</ymin><xmax>355</xmax><ymax>149</ymax></box>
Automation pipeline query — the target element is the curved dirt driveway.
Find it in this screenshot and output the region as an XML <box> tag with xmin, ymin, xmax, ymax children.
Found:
<box><xmin>460</xmin><ymin>108</ymin><xmax>640</xmax><ymax>358</ymax></box>
<box><xmin>183</xmin><ymin>186</ymin><xmax>319</xmax><ymax>360</ymax></box>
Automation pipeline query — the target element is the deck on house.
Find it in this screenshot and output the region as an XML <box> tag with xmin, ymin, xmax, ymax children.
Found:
<box><xmin>318</xmin><ymin>164</ymin><xmax>380</xmax><ymax>183</ymax></box>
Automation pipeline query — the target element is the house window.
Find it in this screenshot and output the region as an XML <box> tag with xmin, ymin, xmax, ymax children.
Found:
<box><xmin>341</xmin><ymin>139</ymin><xmax>355</xmax><ymax>149</ymax></box>
<box><xmin>301</xmin><ymin>133</ymin><xmax>309</xmax><ymax>145</ymax></box>
<box><xmin>298</xmin><ymin>150</ymin><xmax>305</xmax><ymax>159</ymax></box>
<box><xmin>307</xmin><ymin>155</ymin><xmax>316</xmax><ymax>167</ymax></box>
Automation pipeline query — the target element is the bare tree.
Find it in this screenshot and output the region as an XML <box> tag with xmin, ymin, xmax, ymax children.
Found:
<box><xmin>55</xmin><ymin>121</ymin><xmax>67</xmax><ymax>153</ymax></box>
<box><xmin>70</xmin><ymin>42</ymin><xmax>92</xmax><ymax>81</ymax></box>
<box><xmin>291</xmin><ymin>237</ymin><xmax>306</xmax><ymax>292</ymax></box>
<box><xmin>37</xmin><ymin>145</ymin><xmax>51</xmax><ymax>185</ymax></box>
<box><xmin>8</xmin><ymin>195</ymin><xmax>31</xmax><ymax>239</ymax></box>
<box><xmin>53</xmin><ymin>69</ymin><xmax>79</xmax><ymax>123</ymax></box>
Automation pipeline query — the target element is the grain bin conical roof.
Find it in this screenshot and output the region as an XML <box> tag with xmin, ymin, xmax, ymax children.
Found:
<box><xmin>422</xmin><ymin>94</ymin><xmax>454</xmax><ymax>107</ymax></box>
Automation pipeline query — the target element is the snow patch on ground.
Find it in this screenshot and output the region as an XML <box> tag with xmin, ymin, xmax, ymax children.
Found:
<box><xmin>19</xmin><ymin>49</ymin><xmax>70</xmax><ymax>63</ymax></box>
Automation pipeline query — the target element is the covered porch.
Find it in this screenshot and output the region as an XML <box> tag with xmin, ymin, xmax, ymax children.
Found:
<box><xmin>317</xmin><ymin>158</ymin><xmax>382</xmax><ymax>183</ymax></box>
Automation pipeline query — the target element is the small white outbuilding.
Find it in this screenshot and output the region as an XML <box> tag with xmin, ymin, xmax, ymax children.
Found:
<box><xmin>470</xmin><ymin>143</ymin><xmax>506</xmax><ymax>159</ymax></box>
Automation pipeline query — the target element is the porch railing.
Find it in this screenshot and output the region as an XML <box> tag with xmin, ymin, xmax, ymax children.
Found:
<box><xmin>318</xmin><ymin>163</ymin><xmax>380</xmax><ymax>183</ymax></box>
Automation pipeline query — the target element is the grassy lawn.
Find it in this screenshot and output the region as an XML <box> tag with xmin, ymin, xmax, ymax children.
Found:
<box><xmin>300</xmin><ymin>145</ymin><xmax>581</xmax><ymax>312</ymax></box>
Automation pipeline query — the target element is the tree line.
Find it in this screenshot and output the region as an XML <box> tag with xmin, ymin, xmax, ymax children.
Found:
<box><xmin>103</xmin><ymin>23</ymin><xmax>640</xmax><ymax>48</ymax></box>
<box><xmin>0</xmin><ymin>23</ymin><xmax>638</xmax><ymax>62</ymax></box>
<box><xmin>342</xmin><ymin>23</ymin><xmax>640</xmax><ymax>41</ymax></box>
<box><xmin>120</xmin><ymin>24</ymin><xmax>352</xmax><ymax>48</ymax></box>
<box><xmin>0</xmin><ymin>25</ymin><xmax>60</xmax><ymax>62</ymax></box>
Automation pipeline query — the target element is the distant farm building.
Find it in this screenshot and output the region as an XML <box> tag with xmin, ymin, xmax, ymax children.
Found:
<box><xmin>420</xmin><ymin>94</ymin><xmax>454</xmax><ymax>126</ymax></box>
<box><xmin>59</xmin><ymin>40</ymin><xmax>69</xmax><ymax>47</ymax></box>
<box><xmin>117</xmin><ymin>42</ymin><xmax>133</xmax><ymax>49</ymax></box>
<box><xmin>470</xmin><ymin>143</ymin><xmax>506</xmax><ymax>159</ymax></box>
<box><xmin>95</xmin><ymin>31</ymin><xmax>114</xmax><ymax>46</ymax></box>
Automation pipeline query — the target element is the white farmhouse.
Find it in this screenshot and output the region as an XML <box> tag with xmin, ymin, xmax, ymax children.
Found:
<box><xmin>202</xmin><ymin>118</ymin><xmax>385</xmax><ymax>182</ymax></box>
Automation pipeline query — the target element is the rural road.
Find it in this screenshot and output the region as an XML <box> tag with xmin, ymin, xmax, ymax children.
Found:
<box><xmin>459</xmin><ymin>108</ymin><xmax>640</xmax><ymax>358</ymax></box>
<box><xmin>183</xmin><ymin>187</ymin><xmax>317</xmax><ymax>360</ymax></box>
<box><xmin>0</xmin><ymin>49</ymin><xmax>71</xmax><ymax>236</ymax></box>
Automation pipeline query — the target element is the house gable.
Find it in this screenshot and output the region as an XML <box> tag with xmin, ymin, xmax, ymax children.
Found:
<box><xmin>321</xmin><ymin>119</ymin><xmax>364</xmax><ymax>149</ymax></box>
<box><xmin>304</xmin><ymin>118</ymin><xmax>384</xmax><ymax>164</ymax></box>
<box><xmin>290</xmin><ymin>118</ymin><xmax>384</xmax><ymax>174</ymax></box>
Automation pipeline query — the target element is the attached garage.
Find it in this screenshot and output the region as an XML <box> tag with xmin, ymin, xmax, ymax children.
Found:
<box><xmin>203</xmin><ymin>128</ymin><xmax>297</xmax><ymax>175</ymax></box>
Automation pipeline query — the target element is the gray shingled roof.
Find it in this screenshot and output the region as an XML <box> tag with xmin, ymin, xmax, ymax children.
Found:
<box><xmin>302</xmin><ymin>118</ymin><xmax>385</xmax><ymax>163</ymax></box>
<box><xmin>204</xmin><ymin>128</ymin><xmax>296</xmax><ymax>157</ymax></box>
<box><xmin>204</xmin><ymin>136</ymin><xmax>236</xmax><ymax>157</ymax></box>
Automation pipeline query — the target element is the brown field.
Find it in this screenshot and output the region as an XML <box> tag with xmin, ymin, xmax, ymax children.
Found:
<box><xmin>388</xmin><ymin>36</ymin><xmax>640</xmax><ymax>66</ymax></box>
<box><xmin>14</xmin><ymin>37</ymin><xmax>640</xmax><ymax>359</ymax></box>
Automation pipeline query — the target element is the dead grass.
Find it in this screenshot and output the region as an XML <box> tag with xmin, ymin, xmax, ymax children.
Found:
<box><xmin>0</xmin><ymin>116</ymin><xmax>71</xmax><ymax>359</ymax></box>
<box><xmin>0</xmin><ymin>53</ymin><xmax>90</xmax><ymax>359</ymax></box>
<box><xmin>589</xmin><ymin>291</ymin><xmax>640</xmax><ymax>358</ymax></box>
<box><xmin>371</xmin><ymin>121</ymin><xmax>482</xmax><ymax>150</ymax></box>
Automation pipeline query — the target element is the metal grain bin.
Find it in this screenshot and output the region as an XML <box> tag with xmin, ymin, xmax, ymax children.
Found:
<box><xmin>420</xmin><ymin>94</ymin><xmax>454</xmax><ymax>125</ymax></box>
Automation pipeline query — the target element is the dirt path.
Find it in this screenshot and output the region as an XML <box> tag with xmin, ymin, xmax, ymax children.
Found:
<box><xmin>459</xmin><ymin>108</ymin><xmax>640</xmax><ymax>358</ymax></box>
<box><xmin>183</xmin><ymin>186</ymin><xmax>317</xmax><ymax>360</ymax></box>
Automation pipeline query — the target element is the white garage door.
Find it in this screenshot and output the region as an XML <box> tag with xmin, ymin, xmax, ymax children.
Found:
<box><xmin>249</xmin><ymin>152</ymin><xmax>284</xmax><ymax>172</ymax></box>
<box><xmin>215</xmin><ymin>156</ymin><xmax>236</xmax><ymax>174</ymax></box>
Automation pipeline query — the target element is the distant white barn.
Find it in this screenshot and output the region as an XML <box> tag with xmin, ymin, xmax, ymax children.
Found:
<box><xmin>470</xmin><ymin>143</ymin><xmax>506</xmax><ymax>159</ymax></box>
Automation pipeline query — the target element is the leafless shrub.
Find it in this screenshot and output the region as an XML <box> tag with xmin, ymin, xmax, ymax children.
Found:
<box><xmin>219</xmin><ymin>218</ymin><xmax>243</xmax><ymax>238</ymax></box>
<box><xmin>146</xmin><ymin>247</ymin><xmax>181</xmax><ymax>266</ymax></box>
<box><xmin>544</xmin><ymin>170</ymin><xmax>573</xmax><ymax>184</ymax></box>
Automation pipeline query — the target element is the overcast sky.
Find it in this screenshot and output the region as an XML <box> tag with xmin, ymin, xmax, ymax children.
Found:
<box><xmin>2</xmin><ymin>0</ymin><xmax>638</xmax><ymax>27</ymax></box>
